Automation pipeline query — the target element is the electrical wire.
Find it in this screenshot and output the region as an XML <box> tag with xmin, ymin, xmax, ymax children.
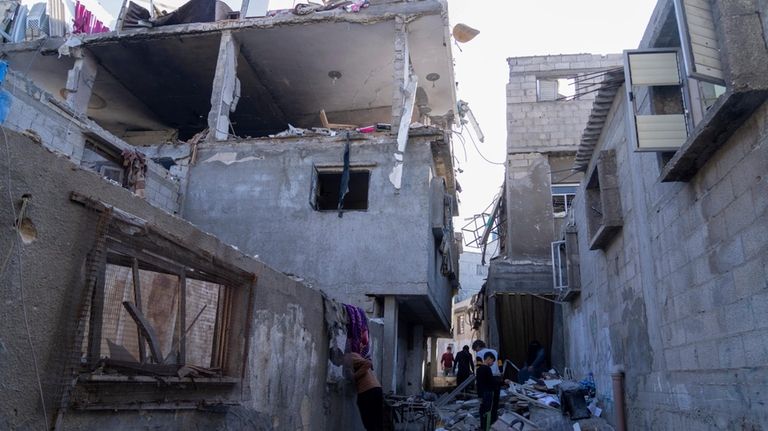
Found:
<box><xmin>1</xmin><ymin>125</ymin><xmax>49</xmax><ymax>426</ymax></box>
<box><xmin>450</xmin><ymin>128</ymin><xmax>468</xmax><ymax>162</ymax></box>
<box><xmin>455</xmin><ymin>123</ymin><xmax>505</xmax><ymax>166</ymax></box>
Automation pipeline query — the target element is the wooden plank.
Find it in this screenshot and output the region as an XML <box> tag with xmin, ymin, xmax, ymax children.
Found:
<box><xmin>87</xmin><ymin>249</ymin><xmax>107</xmax><ymax>364</ymax></box>
<box><xmin>122</xmin><ymin>301</ymin><xmax>163</xmax><ymax>363</ymax></box>
<box><xmin>178</xmin><ymin>273</ymin><xmax>187</xmax><ymax>364</ymax></box>
<box><xmin>131</xmin><ymin>258</ymin><xmax>147</xmax><ymax>363</ymax></box>
<box><xmin>70</xmin><ymin>192</ymin><xmax>255</xmax><ymax>285</ymax></box>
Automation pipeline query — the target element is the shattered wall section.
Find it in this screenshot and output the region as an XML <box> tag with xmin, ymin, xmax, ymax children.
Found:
<box><xmin>1</xmin><ymin>70</ymin><xmax>183</xmax><ymax>214</ymax></box>
<box><xmin>0</xmin><ymin>130</ymin><xmax>343</xmax><ymax>430</ymax></box>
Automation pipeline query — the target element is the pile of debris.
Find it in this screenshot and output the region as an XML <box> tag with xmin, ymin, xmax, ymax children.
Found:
<box><xmin>436</xmin><ymin>372</ymin><xmax>613</xmax><ymax>431</ymax></box>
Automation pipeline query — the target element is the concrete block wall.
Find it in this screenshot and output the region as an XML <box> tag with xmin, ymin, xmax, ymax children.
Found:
<box><xmin>506</xmin><ymin>54</ymin><xmax>623</xmax><ymax>154</ymax></box>
<box><xmin>0</xmin><ymin>130</ymin><xmax>351</xmax><ymax>430</ymax></box>
<box><xmin>565</xmin><ymin>82</ymin><xmax>768</xmax><ymax>429</ymax></box>
<box><xmin>2</xmin><ymin>70</ymin><xmax>183</xmax><ymax>215</ymax></box>
<box><xmin>182</xmin><ymin>133</ymin><xmax>454</xmax><ymax>333</ymax></box>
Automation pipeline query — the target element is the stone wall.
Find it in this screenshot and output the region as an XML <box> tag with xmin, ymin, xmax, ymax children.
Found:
<box><xmin>0</xmin><ymin>130</ymin><xmax>352</xmax><ymax>430</ymax></box>
<box><xmin>565</xmin><ymin>86</ymin><xmax>768</xmax><ymax>429</ymax></box>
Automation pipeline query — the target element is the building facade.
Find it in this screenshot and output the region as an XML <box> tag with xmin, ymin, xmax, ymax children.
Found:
<box><xmin>562</xmin><ymin>0</ymin><xmax>768</xmax><ymax>428</ymax></box>
<box><xmin>0</xmin><ymin>0</ymin><xmax>460</xmax><ymax>428</ymax></box>
<box><xmin>483</xmin><ymin>54</ymin><xmax>622</xmax><ymax>370</ymax></box>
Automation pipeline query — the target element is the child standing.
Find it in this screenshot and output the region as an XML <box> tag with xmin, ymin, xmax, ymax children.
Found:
<box><xmin>476</xmin><ymin>351</ymin><xmax>497</xmax><ymax>431</ymax></box>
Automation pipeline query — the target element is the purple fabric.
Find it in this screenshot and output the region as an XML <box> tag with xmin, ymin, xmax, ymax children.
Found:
<box><xmin>344</xmin><ymin>304</ymin><xmax>370</xmax><ymax>361</ymax></box>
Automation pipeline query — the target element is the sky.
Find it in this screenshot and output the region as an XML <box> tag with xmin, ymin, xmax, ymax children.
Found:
<box><xmin>444</xmin><ymin>0</ymin><xmax>658</xmax><ymax>246</ymax></box>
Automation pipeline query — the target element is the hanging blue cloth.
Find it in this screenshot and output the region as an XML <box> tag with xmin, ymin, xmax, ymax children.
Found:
<box><xmin>0</xmin><ymin>61</ymin><xmax>11</xmax><ymax>124</ymax></box>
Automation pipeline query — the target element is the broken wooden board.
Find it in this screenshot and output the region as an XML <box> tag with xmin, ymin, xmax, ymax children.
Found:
<box><xmin>122</xmin><ymin>300</ymin><xmax>163</xmax><ymax>363</ymax></box>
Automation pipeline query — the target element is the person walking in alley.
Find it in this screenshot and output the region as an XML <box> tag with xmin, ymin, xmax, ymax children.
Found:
<box><xmin>476</xmin><ymin>351</ymin><xmax>497</xmax><ymax>431</ymax></box>
<box><xmin>440</xmin><ymin>345</ymin><xmax>455</xmax><ymax>376</ymax></box>
<box><xmin>472</xmin><ymin>339</ymin><xmax>501</xmax><ymax>425</ymax></box>
<box><xmin>517</xmin><ymin>340</ymin><xmax>547</xmax><ymax>383</ymax></box>
<box><xmin>349</xmin><ymin>352</ymin><xmax>383</xmax><ymax>431</ymax></box>
<box><xmin>453</xmin><ymin>345</ymin><xmax>475</xmax><ymax>391</ymax></box>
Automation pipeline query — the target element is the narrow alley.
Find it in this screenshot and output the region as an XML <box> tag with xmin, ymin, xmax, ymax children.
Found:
<box><xmin>0</xmin><ymin>0</ymin><xmax>766</xmax><ymax>430</ymax></box>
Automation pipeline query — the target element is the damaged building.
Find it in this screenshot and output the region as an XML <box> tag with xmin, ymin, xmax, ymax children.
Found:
<box><xmin>563</xmin><ymin>0</ymin><xmax>768</xmax><ymax>428</ymax></box>
<box><xmin>478</xmin><ymin>0</ymin><xmax>768</xmax><ymax>429</ymax></box>
<box><xmin>0</xmin><ymin>0</ymin><xmax>461</xmax><ymax>429</ymax></box>
<box><xmin>480</xmin><ymin>53</ymin><xmax>623</xmax><ymax>372</ymax></box>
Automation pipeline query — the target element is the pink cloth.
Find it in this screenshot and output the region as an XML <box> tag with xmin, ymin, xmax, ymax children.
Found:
<box><xmin>73</xmin><ymin>1</ymin><xmax>110</xmax><ymax>34</ymax></box>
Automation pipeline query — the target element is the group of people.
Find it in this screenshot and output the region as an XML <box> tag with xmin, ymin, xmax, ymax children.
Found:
<box><xmin>349</xmin><ymin>339</ymin><xmax>547</xmax><ymax>431</ymax></box>
<box><xmin>441</xmin><ymin>339</ymin><xmax>547</xmax><ymax>430</ymax></box>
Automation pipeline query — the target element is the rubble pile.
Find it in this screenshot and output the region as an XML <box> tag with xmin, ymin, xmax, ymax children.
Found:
<box><xmin>436</xmin><ymin>373</ymin><xmax>615</xmax><ymax>431</ymax></box>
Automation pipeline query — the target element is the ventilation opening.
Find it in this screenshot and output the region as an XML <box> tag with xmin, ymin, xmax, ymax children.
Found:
<box><xmin>313</xmin><ymin>170</ymin><xmax>370</xmax><ymax>211</ymax></box>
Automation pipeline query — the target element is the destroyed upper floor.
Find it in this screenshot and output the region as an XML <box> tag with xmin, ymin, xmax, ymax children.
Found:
<box><xmin>0</xmin><ymin>0</ymin><xmax>457</xmax><ymax>143</ymax></box>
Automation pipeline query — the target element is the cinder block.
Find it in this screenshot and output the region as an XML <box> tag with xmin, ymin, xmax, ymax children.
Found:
<box><xmin>742</xmin><ymin>331</ymin><xmax>768</xmax><ymax>366</ymax></box>
<box><xmin>740</xmin><ymin>221</ymin><xmax>768</xmax><ymax>259</ymax></box>
<box><xmin>679</xmin><ymin>343</ymin><xmax>698</xmax><ymax>369</ymax></box>
<box><xmin>694</xmin><ymin>340</ymin><xmax>719</xmax><ymax>369</ymax></box>
<box><xmin>750</xmin><ymin>293</ymin><xmax>768</xmax><ymax>329</ymax></box>
<box><xmin>723</xmin><ymin>299</ymin><xmax>754</xmax><ymax>335</ymax></box>
<box><xmin>724</xmin><ymin>192</ymin><xmax>757</xmax><ymax>238</ymax></box>
<box><xmin>733</xmin><ymin>258</ymin><xmax>766</xmax><ymax>299</ymax></box>
<box><xmin>711</xmin><ymin>237</ymin><xmax>745</xmax><ymax>275</ymax></box>
<box><xmin>717</xmin><ymin>336</ymin><xmax>746</xmax><ymax>368</ymax></box>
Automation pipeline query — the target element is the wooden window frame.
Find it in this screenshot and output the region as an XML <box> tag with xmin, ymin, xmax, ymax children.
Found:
<box><xmin>66</xmin><ymin>193</ymin><xmax>255</xmax><ymax>410</ymax></box>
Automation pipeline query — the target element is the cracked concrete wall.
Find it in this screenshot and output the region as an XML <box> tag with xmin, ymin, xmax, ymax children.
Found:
<box><xmin>181</xmin><ymin>134</ymin><xmax>453</xmax><ymax>331</ymax></box>
<box><xmin>0</xmin><ymin>130</ymin><xmax>346</xmax><ymax>430</ymax></box>
<box><xmin>566</xmin><ymin>84</ymin><xmax>768</xmax><ymax>430</ymax></box>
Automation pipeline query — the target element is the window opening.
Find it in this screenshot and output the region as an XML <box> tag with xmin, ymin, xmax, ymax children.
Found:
<box><xmin>312</xmin><ymin>168</ymin><xmax>370</xmax><ymax>211</ymax></box>
<box><xmin>87</xmin><ymin>253</ymin><xmax>231</xmax><ymax>373</ymax></box>
<box><xmin>551</xmin><ymin>240</ymin><xmax>567</xmax><ymax>291</ymax></box>
<box><xmin>81</xmin><ymin>139</ymin><xmax>125</xmax><ymax>187</ymax></box>
<box><xmin>551</xmin><ymin>184</ymin><xmax>578</xmax><ymax>218</ymax></box>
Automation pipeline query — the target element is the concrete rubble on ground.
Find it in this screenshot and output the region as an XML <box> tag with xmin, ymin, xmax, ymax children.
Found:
<box><xmin>435</xmin><ymin>376</ymin><xmax>614</xmax><ymax>431</ymax></box>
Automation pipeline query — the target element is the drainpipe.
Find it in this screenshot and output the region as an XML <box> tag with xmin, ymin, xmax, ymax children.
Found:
<box><xmin>611</xmin><ymin>367</ymin><xmax>626</xmax><ymax>431</ymax></box>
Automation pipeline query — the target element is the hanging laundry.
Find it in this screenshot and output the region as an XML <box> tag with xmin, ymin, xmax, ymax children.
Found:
<box><xmin>344</xmin><ymin>303</ymin><xmax>370</xmax><ymax>362</ymax></box>
<box><xmin>73</xmin><ymin>1</ymin><xmax>109</xmax><ymax>34</ymax></box>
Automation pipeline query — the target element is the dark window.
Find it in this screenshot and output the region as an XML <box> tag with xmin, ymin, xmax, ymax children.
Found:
<box><xmin>312</xmin><ymin>169</ymin><xmax>370</xmax><ymax>211</ymax></box>
<box><xmin>81</xmin><ymin>139</ymin><xmax>126</xmax><ymax>187</ymax></box>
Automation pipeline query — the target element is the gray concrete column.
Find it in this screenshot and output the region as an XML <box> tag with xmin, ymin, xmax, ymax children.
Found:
<box><xmin>382</xmin><ymin>296</ymin><xmax>399</xmax><ymax>393</ymax></box>
<box><xmin>65</xmin><ymin>48</ymin><xmax>98</xmax><ymax>115</ymax></box>
<box><xmin>207</xmin><ymin>30</ymin><xmax>241</xmax><ymax>142</ymax></box>
<box><xmin>405</xmin><ymin>324</ymin><xmax>424</xmax><ymax>395</ymax></box>
<box><xmin>505</xmin><ymin>153</ymin><xmax>554</xmax><ymax>260</ymax></box>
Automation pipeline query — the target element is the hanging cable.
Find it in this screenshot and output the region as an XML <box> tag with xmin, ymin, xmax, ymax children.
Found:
<box><xmin>1</xmin><ymin>126</ymin><xmax>49</xmax><ymax>426</ymax></box>
<box><xmin>464</xmin><ymin>125</ymin><xmax>505</xmax><ymax>166</ymax></box>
